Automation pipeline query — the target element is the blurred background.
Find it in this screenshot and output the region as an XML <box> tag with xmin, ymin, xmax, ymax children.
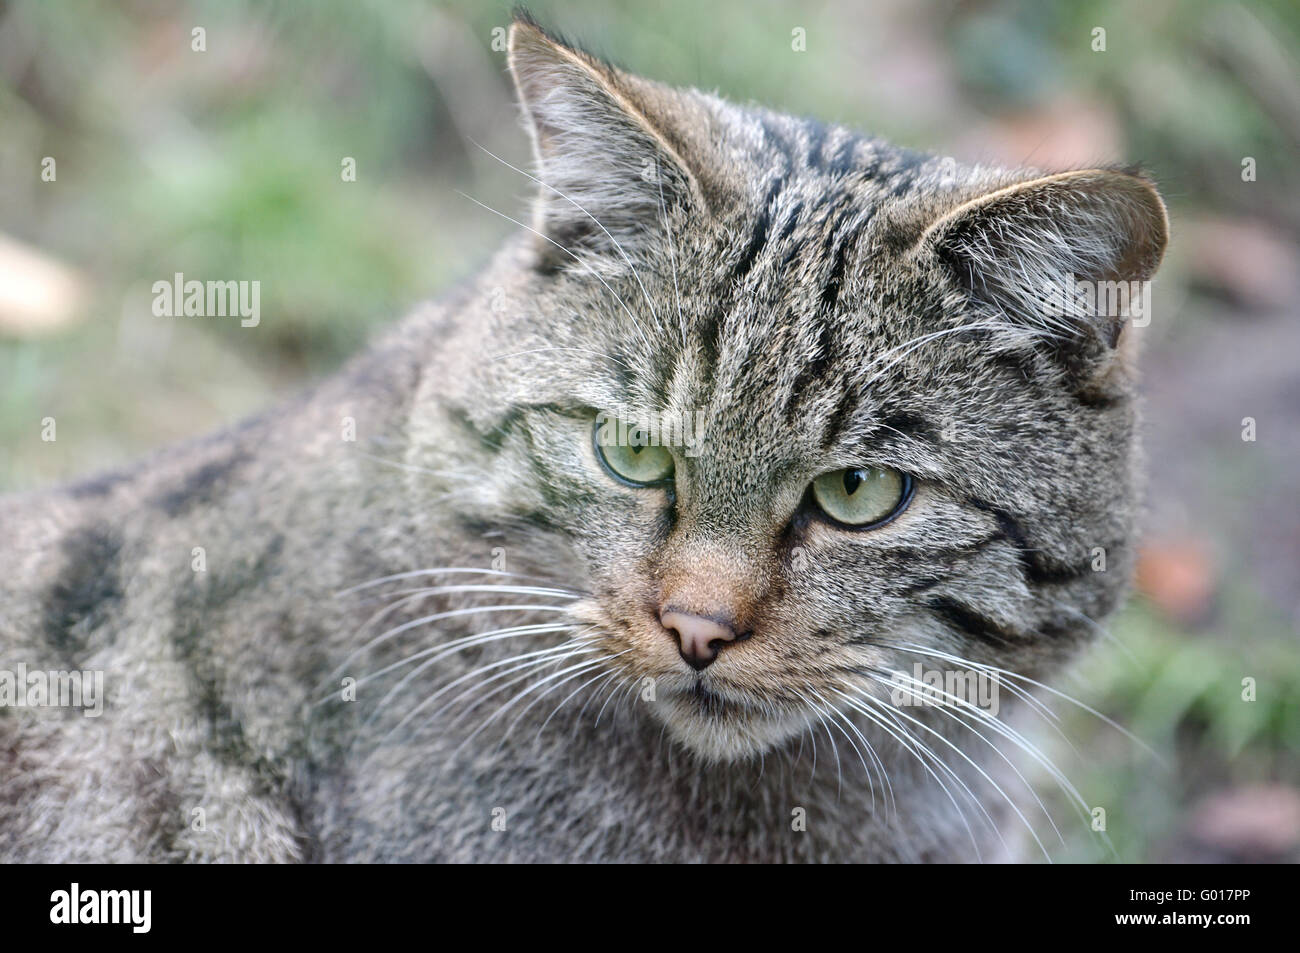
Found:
<box><xmin>1</xmin><ymin>0</ymin><xmax>1296</xmax><ymax>861</ymax></box>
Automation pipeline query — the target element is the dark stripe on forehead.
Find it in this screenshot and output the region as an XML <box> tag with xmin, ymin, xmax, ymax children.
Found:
<box><xmin>728</xmin><ymin>115</ymin><xmax>791</xmax><ymax>286</ymax></box>
<box><xmin>822</xmin><ymin>396</ymin><xmax>942</xmax><ymax>453</ymax></box>
<box><xmin>988</xmin><ymin>347</ymin><xmax>1043</xmax><ymax>385</ymax></box>
<box><xmin>820</xmin><ymin>211</ymin><xmax>871</xmax><ymax>313</ymax></box>
<box><xmin>705</xmin><ymin>122</ymin><xmax>795</xmax><ymax>374</ymax></box>
<box><xmin>783</xmin><ymin>316</ymin><xmax>837</xmax><ymax>424</ymax></box>
<box><xmin>898</xmin><ymin>575</ymin><xmax>946</xmax><ymax>597</ymax></box>
<box><xmin>696</xmin><ymin>303</ymin><xmax>723</xmax><ymax>376</ymax></box>
<box><xmin>729</xmin><ymin>173</ymin><xmax>784</xmax><ymax>282</ymax></box>
<box><xmin>820</xmin><ymin>383</ymin><xmax>861</xmax><ymax>450</ymax></box>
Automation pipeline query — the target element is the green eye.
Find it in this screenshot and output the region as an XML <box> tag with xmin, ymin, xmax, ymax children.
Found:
<box><xmin>594</xmin><ymin>421</ymin><xmax>675</xmax><ymax>486</ymax></box>
<box><xmin>810</xmin><ymin>467</ymin><xmax>912</xmax><ymax>528</ymax></box>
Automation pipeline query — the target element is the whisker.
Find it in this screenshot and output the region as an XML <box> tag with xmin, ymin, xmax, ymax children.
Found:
<box><xmin>875</xmin><ymin>661</ymin><xmax>1088</xmax><ymax>817</ymax></box>
<box><xmin>536</xmin><ymin>666</ymin><xmax>622</xmax><ymax>744</ymax></box>
<box><xmin>466</xmin><ymin>136</ymin><xmax>662</xmax><ymax>330</ymax></box>
<box><xmin>421</xmin><ymin>626</ymin><xmax>606</xmax><ymax>729</ymax></box>
<box><xmin>795</xmin><ymin>692</ymin><xmax>847</xmax><ymax>802</ymax></box>
<box><xmin>328</xmin><ymin>602</ymin><xmax>575</xmax><ymax>685</ymax></box>
<box><xmin>862</xmin><ymin>670</ymin><xmax>1067</xmax><ymax>847</ymax></box>
<box><xmin>329</xmin><ymin>621</ymin><xmax>576</xmax><ymax>707</ymax></box>
<box><xmin>350</xmin><ymin>449</ymin><xmax>480</xmax><ymax>482</ymax></box>
<box><xmin>436</xmin><ymin>647</ymin><xmax>599</xmax><ymax>739</ymax></box>
<box><xmin>835</xmin><ymin>689</ymin><xmax>989</xmax><ymax>862</ymax></box>
<box><xmin>337</xmin><ymin>567</ymin><xmax>583</xmax><ymax>597</ymax></box>
<box><xmin>368</xmin><ymin>625</ymin><xmax>596</xmax><ymax>725</ymax></box>
<box><xmin>497</xmin><ymin>648</ymin><xmax>634</xmax><ymax>752</ymax></box>
<box><xmin>455</xmin><ymin>189</ymin><xmax>655</xmax><ymax>354</ymax></box>
<box><xmin>578</xmin><ymin>671</ymin><xmax>627</xmax><ymax>731</ymax></box>
<box><xmin>1051</xmin><ymin>598</ymin><xmax>1142</xmax><ymax>669</ymax></box>
<box><xmin>452</xmin><ymin>655</ymin><xmax>614</xmax><ymax>760</ymax></box>
<box><xmin>812</xmin><ymin>689</ymin><xmax>893</xmax><ymax>817</ymax></box>
<box><xmin>349</xmin><ymin>583</ymin><xmax>579</xmax><ymax>612</ymax></box>
<box><xmin>488</xmin><ymin>345</ymin><xmax>635</xmax><ymax>371</ymax></box>
<box><xmin>377</xmin><ymin>636</ymin><xmax>599</xmax><ymax>744</ymax></box>
<box><xmin>843</xmin><ymin>685</ymin><xmax>1048</xmax><ymax>861</ymax></box>
<box><xmin>886</xmin><ymin>641</ymin><xmax>1163</xmax><ymax>765</ymax></box>
<box><xmin>593</xmin><ymin>670</ymin><xmax>638</xmax><ymax>728</ymax></box>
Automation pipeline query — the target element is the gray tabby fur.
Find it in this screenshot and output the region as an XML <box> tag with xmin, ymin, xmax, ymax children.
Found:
<box><xmin>0</xmin><ymin>15</ymin><xmax>1167</xmax><ymax>862</ymax></box>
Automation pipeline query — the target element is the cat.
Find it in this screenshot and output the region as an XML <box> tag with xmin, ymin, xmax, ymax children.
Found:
<box><xmin>0</xmin><ymin>14</ymin><xmax>1167</xmax><ymax>862</ymax></box>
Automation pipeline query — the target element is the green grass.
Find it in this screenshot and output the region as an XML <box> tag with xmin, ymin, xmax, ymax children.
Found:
<box><xmin>1053</xmin><ymin>591</ymin><xmax>1300</xmax><ymax>861</ymax></box>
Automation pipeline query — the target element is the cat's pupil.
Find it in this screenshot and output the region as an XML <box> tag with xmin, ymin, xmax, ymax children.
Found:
<box><xmin>843</xmin><ymin>469</ymin><xmax>864</xmax><ymax>495</ymax></box>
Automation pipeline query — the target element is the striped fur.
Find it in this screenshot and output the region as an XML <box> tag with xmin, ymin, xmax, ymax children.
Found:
<box><xmin>0</xmin><ymin>15</ymin><xmax>1166</xmax><ymax>862</ymax></box>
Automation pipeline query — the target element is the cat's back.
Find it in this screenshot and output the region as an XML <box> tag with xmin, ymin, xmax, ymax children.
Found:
<box><xmin>0</xmin><ymin>308</ymin><xmax>451</xmax><ymax>862</ymax></box>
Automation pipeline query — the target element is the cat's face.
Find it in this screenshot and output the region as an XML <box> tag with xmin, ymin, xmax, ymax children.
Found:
<box><xmin>440</xmin><ymin>20</ymin><xmax>1167</xmax><ymax>763</ymax></box>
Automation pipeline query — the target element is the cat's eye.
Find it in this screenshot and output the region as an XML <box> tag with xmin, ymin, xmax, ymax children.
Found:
<box><xmin>810</xmin><ymin>466</ymin><xmax>912</xmax><ymax>528</ymax></box>
<box><xmin>594</xmin><ymin>420</ymin><xmax>675</xmax><ymax>486</ymax></box>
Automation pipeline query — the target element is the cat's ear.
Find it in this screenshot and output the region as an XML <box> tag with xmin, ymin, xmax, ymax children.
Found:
<box><xmin>507</xmin><ymin>16</ymin><xmax>708</xmax><ymax>267</ymax></box>
<box><xmin>922</xmin><ymin>170</ymin><xmax>1168</xmax><ymax>361</ymax></box>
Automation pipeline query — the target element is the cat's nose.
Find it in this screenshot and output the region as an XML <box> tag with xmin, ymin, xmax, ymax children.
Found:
<box><xmin>659</xmin><ymin>610</ymin><xmax>739</xmax><ymax>671</ymax></box>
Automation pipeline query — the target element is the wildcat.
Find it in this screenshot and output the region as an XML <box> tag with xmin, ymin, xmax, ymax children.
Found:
<box><xmin>0</xmin><ymin>15</ymin><xmax>1167</xmax><ymax>862</ymax></box>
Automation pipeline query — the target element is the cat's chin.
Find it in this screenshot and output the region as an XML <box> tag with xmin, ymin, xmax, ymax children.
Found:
<box><xmin>653</xmin><ymin>687</ymin><xmax>811</xmax><ymax>764</ymax></box>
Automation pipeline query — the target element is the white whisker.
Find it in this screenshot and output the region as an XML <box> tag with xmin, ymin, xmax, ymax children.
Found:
<box><xmin>455</xmin><ymin>189</ymin><xmax>655</xmax><ymax>353</ymax></box>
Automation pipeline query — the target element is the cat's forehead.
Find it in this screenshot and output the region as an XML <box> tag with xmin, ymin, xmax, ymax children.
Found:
<box><xmin>624</xmin><ymin>301</ymin><xmax>936</xmax><ymax>483</ymax></box>
<box><xmin>711</xmin><ymin>109</ymin><xmax>957</xmax><ymax>240</ymax></box>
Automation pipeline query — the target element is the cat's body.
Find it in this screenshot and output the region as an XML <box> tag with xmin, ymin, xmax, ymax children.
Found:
<box><xmin>0</xmin><ymin>18</ymin><xmax>1166</xmax><ymax>862</ymax></box>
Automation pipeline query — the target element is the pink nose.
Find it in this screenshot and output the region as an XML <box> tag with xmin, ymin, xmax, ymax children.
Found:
<box><xmin>659</xmin><ymin>610</ymin><xmax>738</xmax><ymax>671</ymax></box>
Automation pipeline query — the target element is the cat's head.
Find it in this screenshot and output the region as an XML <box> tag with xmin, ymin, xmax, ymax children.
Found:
<box><xmin>437</xmin><ymin>16</ymin><xmax>1167</xmax><ymax>763</ymax></box>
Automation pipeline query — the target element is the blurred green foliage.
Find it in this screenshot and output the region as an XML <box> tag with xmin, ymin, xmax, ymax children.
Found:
<box><xmin>1055</xmin><ymin>594</ymin><xmax>1300</xmax><ymax>861</ymax></box>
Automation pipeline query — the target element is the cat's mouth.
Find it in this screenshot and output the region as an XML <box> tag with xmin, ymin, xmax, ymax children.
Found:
<box><xmin>678</xmin><ymin>678</ymin><xmax>747</xmax><ymax>716</ymax></box>
<box><xmin>652</xmin><ymin>675</ymin><xmax>814</xmax><ymax>762</ymax></box>
<box><xmin>577</xmin><ymin>602</ymin><xmax>819</xmax><ymax>760</ymax></box>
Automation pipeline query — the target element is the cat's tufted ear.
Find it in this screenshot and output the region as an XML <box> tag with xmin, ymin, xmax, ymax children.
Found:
<box><xmin>922</xmin><ymin>170</ymin><xmax>1169</xmax><ymax>364</ymax></box>
<box><xmin>507</xmin><ymin>16</ymin><xmax>710</xmax><ymax>268</ymax></box>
